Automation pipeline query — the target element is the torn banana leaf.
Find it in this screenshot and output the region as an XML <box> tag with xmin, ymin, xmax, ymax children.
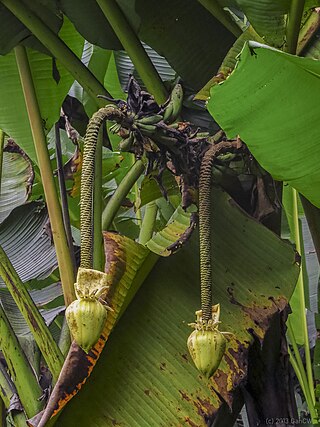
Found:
<box><xmin>0</xmin><ymin>202</ymin><xmax>57</xmax><ymax>283</ymax></box>
<box><xmin>146</xmin><ymin>205</ymin><xmax>197</xmax><ymax>256</ymax></box>
<box><xmin>0</xmin><ymin>141</ymin><xmax>34</xmax><ymax>224</ymax></box>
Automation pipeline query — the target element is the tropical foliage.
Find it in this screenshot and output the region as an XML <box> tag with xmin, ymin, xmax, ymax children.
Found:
<box><xmin>0</xmin><ymin>1</ymin><xmax>318</xmax><ymax>426</ymax></box>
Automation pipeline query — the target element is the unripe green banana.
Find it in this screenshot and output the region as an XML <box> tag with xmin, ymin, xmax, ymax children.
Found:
<box><xmin>170</xmin><ymin>84</ymin><xmax>183</xmax><ymax>121</ymax></box>
<box><xmin>119</xmin><ymin>132</ymin><xmax>134</xmax><ymax>151</ymax></box>
<box><xmin>136</xmin><ymin>122</ymin><xmax>157</xmax><ymax>136</ymax></box>
<box><xmin>109</xmin><ymin>122</ymin><xmax>122</xmax><ymax>134</ymax></box>
<box><xmin>163</xmin><ymin>102</ymin><xmax>174</xmax><ymax>124</ymax></box>
<box><xmin>136</xmin><ymin>114</ymin><xmax>163</xmax><ymax>125</ymax></box>
<box><xmin>163</xmin><ymin>84</ymin><xmax>183</xmax><ymax>124</ymax></box>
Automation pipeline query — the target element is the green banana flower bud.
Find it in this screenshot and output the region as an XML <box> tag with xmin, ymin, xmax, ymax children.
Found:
<box><xmin>66</xmin><ymin>268</ymin><xmax>112</xmax><ymax>352</ymax></box>
<box><xmin>66</xmin><ymin>298</ymin><xmax>108</xmax><ymax>353</ymax></box>
<box><xmin>187</xmin><ymin>328</ymin><xmax>226</xmax><ymax>378</ymax></box>
<box><xmin>187</xmin><ymin>304</ymin><xmax>230</xmax><ymax>378</ymax></box>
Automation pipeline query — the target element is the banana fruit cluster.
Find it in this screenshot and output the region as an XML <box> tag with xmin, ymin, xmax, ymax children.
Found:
<box><xmin>115</xmin><ymin>83</ymin><xmax>183</xmax><ymax>154</ymax></box>
<box><xmin>66</xmin><ymin>268</ymin><xmax>113</xmax><ymax>353</ymax></box>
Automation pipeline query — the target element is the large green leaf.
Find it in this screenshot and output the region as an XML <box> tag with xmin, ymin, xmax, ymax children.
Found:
<box><xmin>0</xmin><ymin>142</ymin><xmax>34</xmax><ymax>224</ymax></box>
<box><xmin>0</xmin><ymin>284</ymin><xmax>63</xmax><ymax>337</ymax></box>
<box><xmin>0</xmin><ymin>17</ymin><xmax>84</xmax><ymax>163</ymax></box>
<box><xmin>208</xmin><ymin>42</ymin><xmax>320</xmax><ymax>208</ymax></box>
<box><xmin>58</xmin><ymin>190</ymin><xmax>298</xmax><ymax>426</ymax></box>
<box><xmin>0</xmin><ymin>202</ymin><xmax>57</xmax><ymax>284</ymax></box>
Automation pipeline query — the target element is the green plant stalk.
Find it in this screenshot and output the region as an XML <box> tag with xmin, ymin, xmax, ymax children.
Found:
<box><xmin>0</xmin><ymin>243</ymin><xmax>64</xmax><ymax>382</ymax></box>
<box><xmin>297</xmin><ymin>8</ymin><xmax>320</xmax><ymax>54</ymax></box>
<box><xmin>0</xmin><ymin>304</ymin><xmax>43</xmax><ymax>417</ymax></box>
<box><xmin>2</xmin><ymin>0</ymin><xmax>110</xmax><ymax>107</ymax></box>
<box><xmin>139</xmin><ymin>201</ymin><xmax>158</xmax><ymax>245</ymax></box>
<box><xmin>55</xmin><ymin>123</ymin><xmax>77</xmax><ymax>277</ymax></box>
<box><xmin>93</xmin><ymin>128</ymin><xmax>103</xmax><ymax>270</ymax></box>
<box><xmin>134</xmin><ymin>179</ymin><xmax>142</xmax><ymax>224</ymax></box>
<box><xmin>0</xmin><ymin>363</ymin><xmax>28</xmax><ymax>427</ymax></box>
<box><xmin>300</xmin><ymin>195</ymin><xmax>320</xmax><ymax>264</ymax></box>
<box><xmin>288</xmin><ymin>346</ymin><xmax>318</xmax><ymax>423</ymax></box>
<box><xmin>0</xmin><ymin>130</ymin><xmax>4</xmax><ymax>193</ymax></box>
<box><xmin>95</xmin><ymin>0</ymin><xmax>167</xmax><ymax>104</ymax></box>
<box><xmin>286</xmin><ymin>0</ymin><xmax>306</xmax><ymax>54</ymax></box>
<box><xmin>290</xmin><ymin>187</ymin><xmax>315</xmax><ymax>404</ymax></box>
<box><xmin>287</xmin><ymin>323</ymin><xmax>312</xmax><ymax>403</ymax></box>
<box><xmin>14</xmin><ymin>45</ymin><xmax>76</xmax><ymax>307</ymax></box>
<box><xmin>131</xmin><ymin>153</ymin><xmax>141</xmax><ymax>224</ymax></box>
<box><xmin>197</xmin><ymin>0</ymin><xmax>242</xmax><ymax>37</ymax></box>
<box><xmin>102</xmin><ymin>160</ymin><xmax>145</xmax><ymax>230</ymax></box>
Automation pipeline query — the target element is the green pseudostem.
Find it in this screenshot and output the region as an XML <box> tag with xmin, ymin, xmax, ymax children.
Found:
<box><xmin>80</xmin><ymin>106</ymin><xmax>125</xmax><ymax>268</ymax></box>
<box><xmin>199</xmin><ymin>140</ymin><xmax>241</xmax><ymax>321</ymax></box>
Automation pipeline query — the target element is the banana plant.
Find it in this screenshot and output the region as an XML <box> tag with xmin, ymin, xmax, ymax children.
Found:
<box><xmin>0</xmin><ymin>0</ymin><xmax>318</xmax><ymax>426</ymax></box>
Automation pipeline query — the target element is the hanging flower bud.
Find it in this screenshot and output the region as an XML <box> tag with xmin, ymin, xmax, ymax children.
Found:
<box><xmin>66</xmin><ymin>298</ymin><xmax>108</xmax><ymax>353</ymax></box>
<box><xmin>187</xmin><ymin>328</ymin><xmax>226</xmax><ymax>378</ymax></box>
<box><xmin>66</xmin><ymin>268</ymin><xmax>112</xmax><ymax>353</ymax></box>
<box><xmin>187</xmin><ymin>304</ymin><xmax>231</xmax><ymax>378</ymax></box>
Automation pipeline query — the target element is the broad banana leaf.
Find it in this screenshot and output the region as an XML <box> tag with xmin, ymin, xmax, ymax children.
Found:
<box><xmin>42</xmin><ymin>190</ymin><xmax>298</xmax><ymax>426</ymax></box>
<box><xmin>0</xmin><ymin>202</ymin><xmax>57</xmax><ymax>283</ymax></box>
<box><xmin>0</xmin><ymin>141</ymin><xmax>34</xmax><ymax>224</ymax></box>
<box><xmin>0</xmin><ymin>282</ymin><xmax>63</xmax><ymax>337</ymax></box>
<box><xmin>208</xmin><ymin>42</ymin><xmax>320</xmax><ymax>208</ymax></box>
<box><xmin>0</xmin><ymin>18</ymin><xmax>84</xmax><ymax>163</ymax></box>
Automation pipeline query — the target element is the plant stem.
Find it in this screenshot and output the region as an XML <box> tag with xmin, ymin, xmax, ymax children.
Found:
<box><xmin>102</xmin><ymin>160</ymin><xmax>145</xmax><ymax>230</ymax></box>
<box><xmin>95</xmin><ymin>0</ymin><xmax>167</xmax><ymax>104</ymax></box>
<box><xmin>300</xmin><ymin>195</ymin><xmax>320</xmax><ymax>265</ymax></box>
<box><xmin>197</xmin><ymin>0</ymin><xmax>242</xmax><ymax>37</ymax></box>
<box><xmin>93</xmin><ymin>128</ymin><xmax>103</xmax><ymax>270</ymax></box>
<box><xmin>288</xmin><ymin>345</ymin><xmax>318</xmax><ymax>423</ymax></box>
<box><xmin>287</xmin><ymin>322</ymin><xmax>310</xmax><ymax>399</ymax></box>
<box><xmin>0</xmin><ymin>304</ymin><xmax>43</xmax><ymax>417</ymax></box>
<box><xmin>0</xmin><ymin>363</ymin><xmax>27</xmax><ymax>427</ymax></box>
<box><xmin>0</xmin><ymin>243</ymin><xmax>64</xmax><ymax>382</ymax></box>
<box><xmin>14</xmin><ymin>45</ymin><xmax>76</xmax><ymax>306</ymax></box>
<box><xmin>286</xmin><ymin>0</ymin><xmax>306</xmax><ymax>54</ymax></box>
<box><xmin>0</xmin><ymin>130</ymin><xmax>4</xmax><ymax>193</ymax></box>
<box><xmin>55</xmin><ymin>123</ymin><xmax>77</xmax><ymax>277</ymax></box>
<box><xmin>2</xmin><ymin>0</ymin><xmax>110</xmax><ymax>106</ymax></box>
<box><xmin>139</xmin><ymin>201</ymin><xmax>158</xmax><ymax>245</ymax></box>
<box><xmin>131</xmin><ymin>153</ymin><xmax>141</xmax><ymax>224</ymax></box>
<box><xmin>290</xmin><ymin>188</ymin><xmax>315</xmax><ymax>404</ymax></box>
